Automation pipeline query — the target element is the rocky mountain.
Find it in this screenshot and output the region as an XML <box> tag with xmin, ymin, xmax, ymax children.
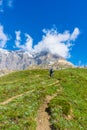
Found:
<box><xmin>0</xmin><ymin>49</ymin><xmax>74</xmax><ymax>70</ymax></box>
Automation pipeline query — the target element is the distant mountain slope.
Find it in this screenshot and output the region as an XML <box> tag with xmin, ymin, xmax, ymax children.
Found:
<box><xmin>0</xmin><ymin>49</ymin><xmax>74</xmax><ymax>70</ymax></box>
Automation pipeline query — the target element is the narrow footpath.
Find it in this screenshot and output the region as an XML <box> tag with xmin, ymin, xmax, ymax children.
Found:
<box><xmin>0</xmin><ymin>80</ymin><xmax>60</xmax><ymax>130</ymax></box>
<box><xmin>36</xmin><ymin>80</ymin><xmax>62</xmax><ymax>130</ymax></box>
<box><xmin>0</xmin><ymin>90</ymin><xmax>34</xmax><ymax>105</ymax></box>
<box><xmin>36</xmin><ymin>94</ymin><xmax>57</xmax><ymax>130</ymax></box>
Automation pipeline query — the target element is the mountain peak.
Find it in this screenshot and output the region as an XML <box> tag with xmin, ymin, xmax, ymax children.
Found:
<box><xmin>0</xmin><ymin>49</ymin><xmax>74</xmax><ymax>70</ymax></box>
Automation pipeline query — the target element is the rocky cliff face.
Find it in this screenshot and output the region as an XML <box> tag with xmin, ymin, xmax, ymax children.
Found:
<box><xmin>0</xmin><ymin>49</ymin><xmax>74</xmax><ymax>70</ymax></box>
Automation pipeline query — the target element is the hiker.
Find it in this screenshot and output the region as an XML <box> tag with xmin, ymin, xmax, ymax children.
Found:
<box><xmin>49</xmin><ymin>68</ymin><xmax>54</xmax><ymax>77</ymax></box>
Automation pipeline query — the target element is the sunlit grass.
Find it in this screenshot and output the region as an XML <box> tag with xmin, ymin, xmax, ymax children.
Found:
<box><xmin>0</xmin><ymin>69</ymin><xmax>59</xmax><ymax>129</ymax></box>
<box><xmin>48</xmin><ymin>68</ymin><xmax>87</xmax><ymax>130</ymax></box>
<box><xmin>0</xmin><ymin>68</ymin><xmax>87</xmax><ymax>129</ymax></box>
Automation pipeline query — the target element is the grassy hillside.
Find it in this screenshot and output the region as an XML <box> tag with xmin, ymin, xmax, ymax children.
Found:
<box><xmin>0</xmin><ymin>68</ymin><xmax>87</xmax><ymax>130</ymax></box>
<box><xmin>48</xmin><ymin>68</ymin><xmax>87</xmax><ymax>130</ymax></box>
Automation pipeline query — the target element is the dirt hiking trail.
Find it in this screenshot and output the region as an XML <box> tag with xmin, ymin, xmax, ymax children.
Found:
<box><xmin>0</xmin><ymin>80</ymin><xmax>59</xmax><ymax>105</ymax></box>
<box><xmin>36</xmin><ymin>94</ymin><xmax>57</xmax><ymax>130</ymax></box>
<box><xmin>0</xmin><ymin>90</ymin><xmax>34</xmax><ymax>105</ymax></box>
<box><xmin>36</xmin><ymin>80</ymin><xmax>61</xmax><ymax>130</ymax></box>
<box><xmin>0</xmin><ymin>80</ymin><xmax>60</xmax><ymax>130</ymax></box>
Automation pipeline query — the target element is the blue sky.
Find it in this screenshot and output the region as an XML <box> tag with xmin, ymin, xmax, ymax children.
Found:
<box><xmin>0</xmin><ymin>0</ymin><xmax>87</xmax><ymax>65</ymax></box>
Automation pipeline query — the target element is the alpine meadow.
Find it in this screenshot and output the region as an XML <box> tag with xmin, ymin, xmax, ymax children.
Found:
<box><xmin>0</xmin><ymin>0</ymin><xmax>87</xmax><ymax>129</ymax></box>
<box><xmin>0</xmin><ymin>68</ymin><xmax>87</xmax><ymax>130</ymax></box>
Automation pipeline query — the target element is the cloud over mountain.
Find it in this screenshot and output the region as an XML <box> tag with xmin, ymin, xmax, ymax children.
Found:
<box><xmin>0</xmin><ymin>24</ymin><xmax>80</xmax><ymax>59</ymax></box>
<box><xmin>34</xmin><ymin>28</ymin><xmax>80</xmax><ymax>58</ymax></box>
<box><xmin>15</xmin><ymin>27</ymin><xmax>80</xmax><ymax>58</ymax></box>
<box><xmin>15</xmin><ymin>31</ymin><xmax>33</xmax><ymax>52</ymax></box>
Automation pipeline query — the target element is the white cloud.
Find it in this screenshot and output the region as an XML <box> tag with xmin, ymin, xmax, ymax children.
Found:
<box><xmin>15</xmin><ymin>27</ymin><xmax>80</xmax><ymax>59</ymax></box>
<box><xmin>0</xmin><ymin>24</ymin><xmax>9</xmax><ymax>48</ymax></box>
<box><xmin>34</xmin><ymin>28</ymin><xmax>80</xmax><ymax>58</ymax></box>
<box><xmin>70</xmin><ymin>28</ymin><xmax>80</xmax><ymax>41</ymax></box>
<box><xmin>15</xmin><ymin>30</ymin><xmax>22</xmax><ymax>48</ymax></box>
<box><xmin>15</xmin><ymin>31</ymin><xmax>21</xmax><ymax>41</ymax></box>
<box><xmin>24</xmin><ymin>33</ymin><xmax>33</xmax><ymax>52</ymax></box>
<box><xmin>15</xmin><ymin>31</ymin><xmax>33</xmax><ymax>52</ymax></box>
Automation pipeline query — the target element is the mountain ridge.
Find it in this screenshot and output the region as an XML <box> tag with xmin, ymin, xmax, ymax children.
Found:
<box><xmin>0</xmin><ymin>49</ymin><xmax>74</xmax><ymax>70</ymax></box>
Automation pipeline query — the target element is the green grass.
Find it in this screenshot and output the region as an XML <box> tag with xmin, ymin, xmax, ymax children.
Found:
<box><xmin>0</xmin><ymin>68</ymin><xmax>87</xmax><ymax>129</ymax></box>
<box><xmin>48</xmin><ymin>68</ymin><xmax>87</xmax><ymax>130</ymax></box>
<box><xmin>0</xmin><ymin>69</ymin><xmax>59</xmax><ymax>130</ymax></box>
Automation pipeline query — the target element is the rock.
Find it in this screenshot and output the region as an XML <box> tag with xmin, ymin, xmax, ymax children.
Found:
<box><xmin>0</xmin><ymin>49</ymin><xmax>74</xmax><ymax>70</ymax></box>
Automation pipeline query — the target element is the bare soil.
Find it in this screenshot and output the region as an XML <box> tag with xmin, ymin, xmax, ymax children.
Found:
<box><xmin>36</xmin><ymin>94</ymin><xmax>57</xmax><ymax>130</ymax></box>
<box><xmin>0</xmin><ymin>80</ymin><xmax>60</xmax><ymax>130</ymax></box>
<box><xmin>0</xmin><ymin>90</ymin><xmax>34</xmax><ymax>105</ymax></box>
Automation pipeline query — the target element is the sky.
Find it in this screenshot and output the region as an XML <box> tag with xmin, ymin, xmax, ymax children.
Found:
<box><xmin>0</xmin><ymin>0</ymin><xmax>87</xmax><ymax>66</ymax></box>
